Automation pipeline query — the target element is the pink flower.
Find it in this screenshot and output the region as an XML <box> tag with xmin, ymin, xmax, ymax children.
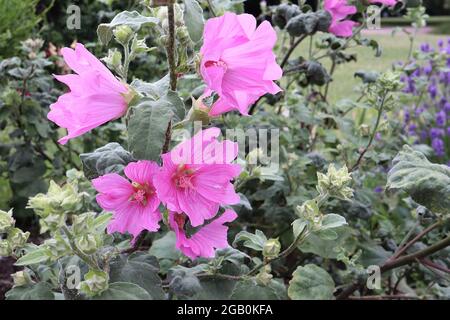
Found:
<box><xmin>200</xmin><ymin>12</ymin><xmax>282</xmax><ymax>116</ymax></box>
<box><xmin>169</xmin><ymin>209</ymin><xmax>238</xmax><ymax>259</ymax></box>
<box><xmin>154</xmin><ymin>127</ymin><xmax>241</xmax><ymax>227</ymax></box>
<box><xmin>48</xmin><ymin>43</ymin><xmax>129</xmax><ymax>145</ymax></box>
<box><xmin>92</xmin><ymin>161</ymin><xmax>161</xmax><ymax>241</ymax></box>
<box><xmin>324</xmin><ymin>0</ymin><xmax>357</xmax><ymax>38</ymax></box>
<box><xmin>368</xmin><ymin>0</ymin><xmax>397</xmax><ymax>6</ymax></box>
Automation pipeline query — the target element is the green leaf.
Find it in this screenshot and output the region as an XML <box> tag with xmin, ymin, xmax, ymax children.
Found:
<box><xmin>231</xmin><ymin>279</ymin><xmax>287</xmax><ymax>300</ymax></box>
<box><xmin>321</xmin><ymin>214</ymin><xmax>347</xmax><ymax>230</ymax></box>
<box><xmin>93</xmin><ymin>282</ymin><xmax>151</xmax><ymax>300</ymax></box>
<box><xmin>149</xmin><ymin>231</ymin><xmax>181</xmax><ymax>261</ymax></box>
<box><xmin>387</xmin><ymin>145</ymin><xmax>450</xmax><ymax>214</ymax></box>
<box><xmin>92</xmin><ymin>213</ymin><xmax>113</xmax><ymax>232</ymax></box>
<box><xmin>15</xmin><ymin>248</ymin><xmax>50</xmax><ymax>266</ymax></box>
<box><xmin>233</xmin><ymin>229</ymin><xmax>267</xmax><ymax>251</ymax></box>
<box><xmin>288</xmin><ymin>264</ymin><xmax>335</xmax><ymax>300</ymax></box>
<box><xmin>184</xmin><ymin>0</ymin><xmax>205</xmax><ymax>43</ymax></box>
<box><xmin>128</xmin><ymin>92</ymin><xmax>185</xmax><ymax>161</ymax></box>
<box><xmin>80</xmin><ymin>143</ymin><xmax>134</xmax><ymax>180</ymax></box>
<box><xmin>292</xmin><ymin>219</ymin><xmax>307</xmax><ymax>238</ymax></box>
<box><xmin>109</xmin><ymin>253</ymin><xmax>164</xmax><ymax>299</ymax></box>
<box><xmin>168</xmin><ymin>264</ymin><xmax>207</xmax><ymax>298</ymax></box>
<box><xmin>5</xmin><ymin>283</ymin><xmax>54</xmax><ymax>300</ymax></box>
<box><xmin>97</xmin><ymin>11</ymin><xmax>159</xmax><ymax>45</ymax></box>
<box><xmin>131</xmin><ymin>75</ymin><xmax>170</xmax><ymax>100</ymax></box>
<box><xmin>10</xmin><ymin>161</ymin><xmax>46</xmax><ymax>184</ymax></box>
<box><xmin>359</xmin><ymin>242</ymin><xmax>392</xmax><ymax>267</ymax></box>
<box><xmin>299</xmin><ymin>226</ymin><xmax>355</xmax><ymax>259</ymax></box>
<box><xmin>317</xmin><ymin>229</ymin><xmax>338</xmax><ymax>241</ymax></box>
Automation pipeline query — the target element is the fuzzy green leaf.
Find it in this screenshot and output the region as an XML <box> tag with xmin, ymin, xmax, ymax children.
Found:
<box><xmin>288</xmin><ymin>264</ymin><xmax>335</xmax><ymax>300</ymax></box>
<box><xmin>387</xmin><ymin>145</ymin><xmax>450</xmax><ymax>214</ymax></box>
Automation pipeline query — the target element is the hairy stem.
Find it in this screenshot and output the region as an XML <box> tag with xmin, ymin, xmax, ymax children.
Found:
<box><xmin>61</xmin><ymin>226</ymin><xmax>100</xmax><ymax>271</ymax></box>
<box><xmin>350</xmin><ymin>92</ymin><xmax>387</xmax><ymax>171</ymax></box>
<box><xmin>337</xmin><ymin>234</ymin><xmax>450</xmax><ymax>299</ymax></box>
<box><xmin>206</xmin><ymin>0</ymin><xmax>217</xmax><ymax>17</ymax></box>
<box><xmin>388</xmin><ymin>220</ymin><xmax>442</xmax><ymax>263</ymax></box>
<box><xmin>167</xmin><ymin>1</ymin><xmax>177</xmax><ymax>91</ymax></box>
<box><xmin>280</xmin><ymin>34</ymin><xmax>308</xmax><ymax>69</ymax></box>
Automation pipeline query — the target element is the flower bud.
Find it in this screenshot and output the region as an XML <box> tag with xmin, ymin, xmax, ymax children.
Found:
<box><xmin>72</xmin><ymin>212</ymin><xmax>95</xmax><ymax>235</ymax></box>
<box><xmin>0</xmin><ymin>240</ymin><xmax>11</xmax><ymax>257</ymax></box>
<box><xmin>263</xmin><ymin>238</ymin><xmax>281</xmax><ymax>259</ymax></box>
<box><xmin>359</xmin><ymin>124</ymin><xmax>371</xmax><ymax>137</ymax></box>
<box><xmin>80</xmin><ymin>270</ymin><xmax>109</xmax><ymax>297</ymax></box>
<box><xmin>76</xmin><ymin>234</ymin><xmax>101</xmax><ymax>255</ymax></box>
<box><xmin>40</xmin><ymin>213</ymin><xmax>67</xmax><ymax>234</ymax></box>
<box><xmin>43</xmin><ymin>235</ymin><xmax>70</xmax><ymax>261</ymax></box>
<box><xmin>317</xmin><ymin>164</ymin><xmax>353</xmax><ymax>200</ymax></box>
<box><xmin>256</xmin><ymin>269</ymin><xmax>273</xmax><ymax>286</ymax></box>
<box><xmin>0</xmin><ymin>209</ymin><xmax>14</xmax><ymax>233</ymax></box>
<box><xmin>157</xmin><ymin>4</ymin><xmax>184</xmax><ymax>31</ymax></box>
<box><xmin>378</xmin><ymin>71</ymin><xmax>402</xmax><ymax>91</ymax></box>
<box><xmin>113</xmin><ymin>25</ymin><xmax>134</xmax><ymax>45</ymax></box>
<box><xmin>296</xmin><ymin>199</ymin><xmax>320</xmax><ymax>220</ymax></box>
<box><xmin>7</xmin><ymin>228</ymin><xmax>30</xmax><ymax>249</ymax></box>
<box><xmin>12</xmin><ymin>271</ymin><xmax>33</xmax><ymax>287</ymax></box>
<box><xmin>103</xmin><ymin>49</ymin><xmax>122</xmax><ymax>70</ymax></box>
<box><xmin>272</xmin><ymin>3</ymin><xmax>301</xmax><ymax>29</ymax></box>
<box><xmin>130</xmin><ymin>37</ymin><xmax>150</xmax><ymax>55</ymax></box>
<box><xmin>187</xmin><ymin>97</ymin><xmax>210</xmax><ymax>125</ymax></box>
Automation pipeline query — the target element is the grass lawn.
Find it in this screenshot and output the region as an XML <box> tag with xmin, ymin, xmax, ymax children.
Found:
<box><xmin>291</xmin><ymin>32</ymin><xmax>447</xmax><ymax>103</ymax></box>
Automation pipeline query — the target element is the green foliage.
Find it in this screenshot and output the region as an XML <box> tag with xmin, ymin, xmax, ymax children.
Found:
<box><xmin>97</xmin><ymin>11</ymin><xmax>159</xmax><ymax>46</ymax></box>
<box><xmin>288</xmin><ymin>264</ymin><xmax>335</xmax><ymax>300</ymax></box>
<box><xmin>92</xmin><ymin>282</ymin><xmax>151</xmax><ymax>300</ymax></box>
<box><xmin>0</xmin><ymin>0</ymin><xmax>42</xmax><ymax>58</ymax></box>
<box><xmin>80</xmin><ymin>143</ymin><xmax>134</xmax><ymax>179</ymax></box>
<box><xmin>5</xmin><ymin>282</ymin><xmax>55</xmax><ymax>300</ymax></box>
<box><xmin>128</xmin><ymin>91</ymin><xmax>185</xmax><ymax>161</ymax></box>
<box><xmin>387</xmin><ymin>145</ymin><xmax>450</xmax><ymax>214</ymax></box>
<box><xmin>109</xmin><ymin>253</ymin><xmax>165</xmax><ymax>299</ymax></box>
<box><xmin>183</xmin><ymin>0</ymin><xmax>205</xmax><ymax>43</ymax></box>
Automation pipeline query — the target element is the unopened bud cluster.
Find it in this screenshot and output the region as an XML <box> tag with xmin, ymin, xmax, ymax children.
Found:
<box><xmin>316</xmin><ymin>164</ymin><xmax>354</xmax><ymax>201</ymax></box>
<box><xmin>0</xmin><ymin>209</ymin><xmax>30</xmax><ymax>257</ymax></box>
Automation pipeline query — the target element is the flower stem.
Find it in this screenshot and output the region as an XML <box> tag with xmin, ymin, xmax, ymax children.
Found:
<box><xmin>167</xmin><ymin>1</ymin><xmax>177</xmax><ymax>91</ymax></box>
<box><xmin>61</xmin><ymin>225</ymin><xmax>100</xmax><ymax>271</ymax></box>
<box><xmin>280</xmin><ymin>34</ymin><xmax>308</xmax><ymax>69</ymax></box>
<box><xmin>350</xmin><ymin>92</ymin><xmax>387</xmax><ymax>171</ymax></box>
<box><xmin>337</xmin><ymin>232</ymin><xmax>450</xmax><ymax>300</ymax></box>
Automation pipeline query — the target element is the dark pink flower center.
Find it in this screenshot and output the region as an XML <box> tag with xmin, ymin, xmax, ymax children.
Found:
<box><xmin>204</xmin><ymin>60</ymin><xmax>227</xmax><ymax>71</ymax></box>
<box><xmin>172</xmin><ymin>164</ymin><xmax>196</xmax><ymax>189</ymax></box>
<box><xmin>173</xmin><ymin>213</ymin><xmax>186</xmax><ymax>230</ymax></box>
<box><xmin>130</xmin><ymin>182</ymin><xmax>153</xmax><ymax>206</ymax></box>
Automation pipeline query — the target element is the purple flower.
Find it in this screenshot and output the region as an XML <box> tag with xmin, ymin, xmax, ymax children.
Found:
<box><xmin>420</xmin><ymin>43</ymin><xmax>432</xmax><ymax>53</ymax></box>
<box><xmin>420</xmin><ymin>130</ymin><xmax>428</xmax><ymax>141</ymax></box>
<box><xmin>423</xmin><ymin>64</ymin><xmax>433</xmax><ymax>75</ymax></box>
<box><xmin>432</xmin><ymin>138</ymin><xmax>445</xmax><ymax>157</ymax></box>
<box><xmin>404</xmin><ymin>109</ymin><xmax>411</xmax><ymax>123</ymax></box>
<box><xmin>428</xmin><ymin>84</ymin><xmax>437</xmax><ymax>100</ymax></box>
<box><xmin>436</xmin><ymin>111</ymin><xmax>447</xmax><ymax>127</ymax></box>
<box><xmin>415</xmin><ymin>107</ymin><xmax>425</xmax><ymax>116</ymax></box>
<box><xmin>438</xmin><ymin>39</ymin><xmax>444</xmax><ymax>48</ymax></box>
<box><xmin>411</xmin><ymin>68</ymin><xmax>421</xmax><ymax>77</ymax></box>
<box><xmin>408</xmin><ymin>123</ymin><xmax>417</xmax><ymax>135</ymax></box>
<box><xmin>375</xmin><ymin>132</ymin><xmax>382</xmax><ymax>141</ymax></box>
<box><xmin>447</xmin><ymin>127</ymin><xmax>450</xmax><ymax>136</ymax></box>
<box><xmin>374</xmin><ymin>186</ymin><xmax>383</xmax><ymax>194</ymax></box>
<box><xmin>430</xmin><ymin>128</ymin><xmax>444</xmax><ymax>139</ymax></box>
<box><xmin>445</xmin><ymin>102</ymin><xmax>450</xmax><ymax>113</ymax></box>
